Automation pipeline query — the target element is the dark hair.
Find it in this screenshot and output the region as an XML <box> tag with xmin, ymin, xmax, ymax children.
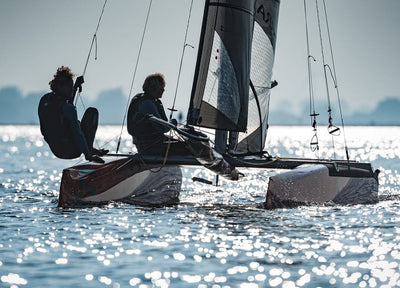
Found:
<box><xmin>142</xmin><ymin>73</ymin><xmax>165</xmax><ymax>93</ymax></box>
<box><xmin>49</xmin><ymin>66</ymin><xmax>75</xmax><ymax>92</ymax></box>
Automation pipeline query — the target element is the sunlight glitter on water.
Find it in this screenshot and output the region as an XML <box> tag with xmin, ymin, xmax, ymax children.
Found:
<box><xmin>0</xmin><ymin>126</ymin><xmax>399</xmax><ymax>287</ymax></box>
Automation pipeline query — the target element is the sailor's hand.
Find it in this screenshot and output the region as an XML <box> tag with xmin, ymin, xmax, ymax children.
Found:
<box><xmin>87</xmin><ymin>155</ymin><xmax>104</xmax><ymax>164</ymax></box>
<box><xmin>74</xmin><ymin>76</ymin><xmax>85</xmax><ymax>93</ymax></box>
<box><xmin>170</xmin><ymin>118</ymin><xmax>178</xmax><ymax>126</ymax></box>
<box><xmin>74</xmin><ymin>76</ymin><xmax>84</xmax><ymax>88</ymax></box>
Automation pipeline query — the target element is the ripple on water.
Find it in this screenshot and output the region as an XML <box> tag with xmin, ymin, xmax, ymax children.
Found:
<box><xmin>0</xmin><ymin>126</ymin><xmax>399</xmax><ymax>287</ymax></box>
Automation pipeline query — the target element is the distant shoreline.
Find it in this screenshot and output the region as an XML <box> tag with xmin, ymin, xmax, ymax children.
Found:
<box><xmin>1</xmin><ymin>86</ymin><xmax>399</xmax><ymax>127</ymax></box>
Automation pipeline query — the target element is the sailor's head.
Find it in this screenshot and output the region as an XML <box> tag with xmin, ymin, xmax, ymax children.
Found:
<box><xmin>143</xmin><ymin>73</ymin><xmax>165</xmax><ymax>99</ymax></box>
<box><xmin>49</xmin><ymin>66</ymin><xmax>74</xmax><ymax>100</ymax></box>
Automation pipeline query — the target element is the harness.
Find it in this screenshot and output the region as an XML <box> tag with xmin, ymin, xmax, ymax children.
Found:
<box><xmin>127</xmin><ymin>93</ymin><xmax>167</xmax><ymax>138</ymax></box>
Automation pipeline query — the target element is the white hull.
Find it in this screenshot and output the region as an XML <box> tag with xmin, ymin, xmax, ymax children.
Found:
<box><xmin>265</xmin><ymin>164</ymin><xmax>379</xmax><ymax>209</ymax></box>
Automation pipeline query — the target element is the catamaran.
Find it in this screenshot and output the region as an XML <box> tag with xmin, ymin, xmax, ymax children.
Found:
<box><xmin>58</xmin><ymin>0</ymin><xmax>379</xmax><ymax>208</ymax></box>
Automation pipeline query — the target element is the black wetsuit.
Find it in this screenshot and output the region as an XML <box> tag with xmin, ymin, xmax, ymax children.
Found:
<box><xmin>127</xmin><ymin>93</ymin><xmax>188</xmax><ymax>155</ymax></box>
<box><xmin>40</xmin><ymin>92</ymin><xmax>98</xmax><ymax>160</ymax></box>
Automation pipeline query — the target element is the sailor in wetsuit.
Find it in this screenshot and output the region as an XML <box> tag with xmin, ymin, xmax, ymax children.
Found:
<box><xmin>38</xmin><ymin>66</ymin><xmax>106</xmax><ymax>163</ymax></box>
<box><xmin>127</xmin><ymin>73</ymin><xmax>186</xmax><ymax>155</ymax></box>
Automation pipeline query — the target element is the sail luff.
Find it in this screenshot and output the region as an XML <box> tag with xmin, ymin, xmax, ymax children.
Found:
<box><xmin>187</xmin><ymin>0</ymin><xmax>211</xmax><ymax>125</ymax></box>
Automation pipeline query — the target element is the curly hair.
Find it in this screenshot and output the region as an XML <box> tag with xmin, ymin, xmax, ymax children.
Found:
<box><xmin>49</xmin><ymin>66</ymin><xmax>75</xmax><ymax>92</ymax></box>
<box><xmin>142</xmin><ymin>73</ymin><xmax>165</xmax><ymax>93</ymax></box>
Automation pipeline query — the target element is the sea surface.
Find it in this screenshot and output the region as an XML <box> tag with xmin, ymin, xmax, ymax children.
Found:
<box><xmin>0</xmin><ymin>125</ymin><xmax>399</xmax><ymax>288</ymax></box>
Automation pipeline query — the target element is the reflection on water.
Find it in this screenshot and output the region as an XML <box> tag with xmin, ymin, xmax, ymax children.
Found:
<box><xmin>0</xmin><ymin>126</ymin><xmax>399</xmax><ymax>287</ymax></box>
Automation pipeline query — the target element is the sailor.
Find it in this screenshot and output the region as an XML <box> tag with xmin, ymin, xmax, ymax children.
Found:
<box><xmin>127</xmin><ymin>73</ymin><xmax>184</xmax><ymax>155</ymax></box>
<box><xmin>38</xmin><ymin>66</ymin><xmax>107</xmax><ymax>163</ymax></box>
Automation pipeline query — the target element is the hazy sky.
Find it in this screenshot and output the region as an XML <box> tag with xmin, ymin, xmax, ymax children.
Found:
<box><xmin>1</xmin><ymin>0</ymin><xmax>399</xmax><ymax>117</ymax></box>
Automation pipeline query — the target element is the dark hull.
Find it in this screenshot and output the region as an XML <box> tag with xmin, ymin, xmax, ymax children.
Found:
<box><xmin>58</xmin><ymin>156</ymin><xmax>182</xmax><ymax>208</ymax></box>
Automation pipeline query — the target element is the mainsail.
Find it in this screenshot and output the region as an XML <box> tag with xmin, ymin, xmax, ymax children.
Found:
<box><xmin>187</xmin><ymin>0</ymin><xmax>280</xmax><ymax>153</ymax></box>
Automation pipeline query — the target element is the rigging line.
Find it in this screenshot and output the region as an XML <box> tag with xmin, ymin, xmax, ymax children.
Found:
<box><xmin>315</xmin><ymin>0</ymin><xmax>336</xmax><ymax>159</ymax></box>
<box><xmin>149</xmin><ymin>131</ymin><xmax>174</xmax><ymax>173</ymax></box>
<box><xmin>77</xmin><ymin>92</ymin><xmax>86</xmax><ymax>110</ymax></box>
<box><xmin>322</xmin><ymin>0</ymin><xmax>349</xmax><ymax>161</ymax></box>
<box><xmin>82</xmin><ymin>0</ymin><xmax>107</xmax><ymax>76</ymax></box>
<box><xmin>303</xmin><ymin>0</ymin><xmax>317</xmax><ymax>125</ymax></box>
<box><xmin>98</xmin><ymin>135</ymin><xmax>119</xmax><ymax>151</ymax></box>
<box><xmin>315</xmin><ymin>0</ymin><xmax>331</xmax><ymax>112</ymax></box>
<box><xmin>116</xmin><ymin>0</ymin><xmax>153</xmax><ymax>154</ymax></box>
<box><xmin>304</xmin><ymin>0</ymin><xmax>320</xmax><ymax>156</ymax></box>
<box><xmin>169</xmin><ymin>0</ymin><xmax>195</xmax><ymax>120</ymax></box>
<box><xmin>137</xmin><ymin>129</ymin><xmax>174</xmax><ymax>174</ymax></box>
<box><xmin>75</xmin><ymin>0</ymin><xmax>108</xmax><ymax>106</ymax></box>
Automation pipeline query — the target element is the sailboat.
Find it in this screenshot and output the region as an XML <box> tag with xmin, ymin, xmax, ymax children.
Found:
<box><xmin>58</xmin><ymin>0</ymin><xmax>379</xmax><ymax>208</ymax></box>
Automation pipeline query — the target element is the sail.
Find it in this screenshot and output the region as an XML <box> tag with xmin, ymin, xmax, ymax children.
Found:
<box><xmin>236</xmin><ymin>0</ymin><xmax>280</xmax><ymax>153</ymax></box>
<box><xmin>187</xmin><ymin>0</ymin><xmax>280</xmax><ymax>154</ymax></box>
<box><xmin>187</xmin><ymin>0</ymin><xmax>255</xmax><ymax>132</ymax></box>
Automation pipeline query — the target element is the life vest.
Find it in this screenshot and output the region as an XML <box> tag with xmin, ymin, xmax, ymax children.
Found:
<box><xmin>38</xmin><ymin>93</ymin><xmax>64</xmax><ymax>143</ymax></box>
<box><xmin>127</xmin><ymin>93</ymin><xmax>168</xmax><ymax>138</ymax></box>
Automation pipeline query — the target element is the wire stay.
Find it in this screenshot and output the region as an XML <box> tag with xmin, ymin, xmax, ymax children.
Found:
<box><xmin>74</xmin><ymin>0</ymin><xmax>108</xmax><ymax>107</ymax></box>
<box><xmin>321</xmin><ymin>0</ymin><xmax>350</xmax><ymax>161</ymax></box>
<box><xmin>116</xmin><ymin>0</ymin><xmax>154</xmax><ymax>154</ymax></box>
<box><xmin>303</xmin><ymin>0</ymin><xmax>320</xmax><ymax>154</ymax></box>
<box><xmin>168</xmin><ymin>0</ymin><xmax>195</xmax><ymax>120</ymax></box>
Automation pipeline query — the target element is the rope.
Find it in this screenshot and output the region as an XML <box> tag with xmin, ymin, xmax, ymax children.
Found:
<box><xmin>321</xmin><ymin>0</ymin><xmax>349</xmax><ymax>161</ymax></box>
<box><xmin>77</xmin><ymin>93</ymin><xmax>86</xmax><ymax>110</ymax></box>
<box><xmin>315</xmin><ymin>0</ymin><xmax>336</xmax><ymax>159</ymax></box>
<box><xmin>117</xmin><ymin>128</ymin><xmax>186</xmax><ymax>173</ymax></box>
<box><xmin>168</xmin><ymin>0</ymin><xmax>195</xmax><ymax>120</ymax></box>
<box><xmin>315</xmin><ymin>0</ymin><xmax>331</xmax><ymax>115</ymax></box>
<box><xmin>74</xmin><ymin>0</ymin><xmax>108</xmax><ymax>106</ymax></box>
<box><xmin>303</xmin><ymin>0</ymin><xmax>319</xmax><ymax>155</ymax></box>
<box><xmin>138</xmin><ymin>129</ymin><xmax>175</xmax><ymax>173</ymax></box>
<box><xmin>70</xmin><ymin>0</ymin><xmax>108</xmax><ymax>153</ymax></box>
<box><xmin>116</xmin><ymin>0</ymin><xmax>153</xmax><ymax>154</ymax></box>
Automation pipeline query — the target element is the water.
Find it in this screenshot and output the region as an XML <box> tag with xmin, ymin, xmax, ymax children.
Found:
<box><xmin>0</xmin><ymin>125</ymin><xmax>399</xmax><ymax>288</ymax></box>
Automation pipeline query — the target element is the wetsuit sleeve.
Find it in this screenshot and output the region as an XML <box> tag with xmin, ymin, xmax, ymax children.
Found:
<box><xmin>139</xmin><ymin>99</ymin><xmax>170</xmax><ymax>134</ymax></box>
<box><xmin>62</xmin><ymin>104</ymin><xmax>92</xmax><ymax>159</ymax></box>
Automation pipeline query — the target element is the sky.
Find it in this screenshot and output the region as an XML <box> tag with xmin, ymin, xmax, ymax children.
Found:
<box><xmin>1</xmin><ymin>0</ymin><xmax>400</xmax><ymax>118</ymax></box>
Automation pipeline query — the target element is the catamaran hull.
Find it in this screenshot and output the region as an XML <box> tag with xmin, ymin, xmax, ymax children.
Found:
<box><xmin>58</xmin><ymin>156</ymin><xmax>182</xmax><ymax>208</ymax></box>
<box><xmin>264</xmin><ymin>164</ymin><xmax>379</xmax><ymax>209</ymax></box>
